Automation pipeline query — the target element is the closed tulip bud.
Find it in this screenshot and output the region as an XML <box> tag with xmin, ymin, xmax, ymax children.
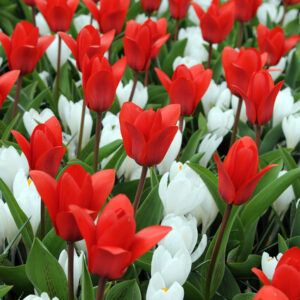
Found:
<box><xmin>142</xmin><ymin>0</ymin><xmax>162</xmax><ymax>13</ymax></box>
<box><xmin>169</xmin><ymin>0</ymin><xmax>191</xmax><ymax>19</ymax></box>
<box><xmin>22</xmin><ymin>0</ymin><xmax>36</xmax><ymax>6</ymax></box>
<box><xmin>0</xmin><ymin>70</ymin><xmax>20</xmax><ymax>109</ymax></box>
<box><xmin>233</xmin><ymin>0</ymin><xmax>262</xmax><ymax>22</ymax></box>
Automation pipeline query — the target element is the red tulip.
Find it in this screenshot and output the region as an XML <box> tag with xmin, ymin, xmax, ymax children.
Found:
<box><xmin>82</xmin><ymin>54</ymin><xmax>126</xmax><ymax>113</ymax></box>
<box><xmin>214</xmin><ymin>136</ymin><xmax>276</xmax><ymax>205</ymax></box>
<box><xmin>155</xmin><ymin>64</ymin><xmax>212</xmax><ymax>116</ymax></box>
<box><xmin>234</xmin><ymin>0</ymin><xmax>262</xmax><ymax>22</ymax></box>
<box><xmin>141</xmin><ymin>0</ymin><xmax>161</xmax><ymax>13</ymax></box>
<box><xmin>257</xmin><ymin>24</ymin><xmax>300</xmax><ymax>66</ymax></box>
<box><xmin>0</xmin><ymin>70</ymin><xmax>20</xmax><ymax>109</ymax></box>
<box><xmin>222</xmin><ymin>46</ymin><xmax>266</xmax><ymax>97</ymax></box>
<box><xmin>59</xmin><ymin>25</ymin><xmax>115</xmax><ymax>72</ymax></box>
<box><xmin>83</xmin><ymin>0</ymin><xmax>130</xmax><ymax>34</ymax></box>
<box><xmin>22</xmin><ymin>0</ymin><xmax>36</xmax><ymax>6</ymax></box>
<box><xmin>169</xmin><ymin>0</ymin><xmax>191</xmax><ymax>20</ymax></box>
<box><xmin>252</xmin><ymin>247</ymin><xmax>300</xmax><ymax>300</ymax></box>
<box><xmin>123</xmin><ymin>19</ymin><xmax>170</xmax><ymax>72</ymax></box>
<box><xmin>283</xmin><ymin>0</ymin><xmax>300</xmax><ymax>4</ymax></box>
<box><xmin>35</xmin><ymin>0</ymin><xmax>79</xmax><ymax>32</ymax></box>
<box><xmin>254</xmin><ymin>286</ymin><xmax>289</xmax><ymax>300</ymax></box>
<box><xmin>119</xmin><ymin>102</ymin><xmax>180</xmax><ymax>166</ymax></box>
<box><xmin>191</xmin><ymin>0</ymin><xmax>235</xmax><ymax>44</ymax></box>
<box><xmin>11</xmin><ymin>117</ymin><xmax>65</xmax><ymax>178</ymax></box>
<box><xmin>30</xmin><ymin>165</ymin><xmax>115</xmax><ymax>242</ymax></box>
<box><xmin>233</xmin><ymin>70</ymin><xmax>284</xmax><ymax>125</ymax></box>
<box><xmin>0</xmin><ymin>21</ymin><xmax>54</xmax><ymax>75</ymax></box>
<box><xmin>70</xmin><ymin>194</ymin><xmax>171</xmax><ymax>279</ymax></box>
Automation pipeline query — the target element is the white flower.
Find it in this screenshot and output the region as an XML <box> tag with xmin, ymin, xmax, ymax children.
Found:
<box><xmin>146</xmin><ymin>272</ymin><xmax>184</xmax><ymax>300</ymax></box>
<box><xmin>207</xmin><ymin>107</ymin><xmax>234</xmax><ymax>137</ymax></box>
<box><xmin>0</xmin><ymin>57</ymin><xmax>3</xmax><ymax>68</ymax></box>
<box><xmin>282</xmin><ymin>114</ymin><xmax>300</xmax><ymax>149</ymax></box>
<box><xmin>35</xmin><ymin>13</ymin><xmax>51</xmax><ymax>35</ymax></box>
<box><xmin>136</xmin><ymin>14</ymin><xmax>157</xmax><ymax>24</ymax></box>
<box><xmin>172</xmin><ymin>56</ymin><xmax>201</xmax><ymax>71</ymax></box>
<box><xmin>23</xmin><ymin>292</ymin><xmax>59</xmax><ymax>300</ymax></box>
<box><xmin>257</xmin><ymin>3</ymin><xmax>284</xmax><ymax>25</ymax></box>
<box><xmin>270</xmin><ymin>57</ymin><xmax>286</xmax><ymax>82</ymax></box>
<box><xmin>73</xmin><ymin>14</ymin><xmax>98</xmax><ymax>33</ymax></box>
<box><xmin>38</xmin><ymin>71</ymin><xmax>50</xmax><ymax>86</ymax></box>
<box><xmin>231</xmin><ymin>95</ymin><xmax>247</xmax><ymax>123</ymax></box>
<box><xmin>261</xmin><ymin>252</ymin><xmax>282</xmax><ymax>280</ymax></box>
<box><xmin>157</xmin><ymin>0</ymin><xmax>169</xmax><ymax>17</ymax></box>
<box><xmin>23</xmin><ymin>108</ymin><xmax>54</xmax><ymax>136</ymax></box>
<box><xmin>283</xmin><ymin>9</ymin><xmax>299</xmax><ymax>26</ymax></box>
<box><xmin>151</xmin><ymin>245</ymin><xmax>191</xmax><ymax>286</ymax></box>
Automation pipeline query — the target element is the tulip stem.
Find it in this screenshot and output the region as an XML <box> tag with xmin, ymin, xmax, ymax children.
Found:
<box><xmin>133</xmin><ymin>166</ymin><xmax>148</xmax><ymax>214</ymax></box>
<box><xmin>68</xmin><ymin>241</ymin><xmax>74</xmax><ymax>300</ymax></box>
<box><xmin>207</xmin><ymin>43</ymin><xmax>213</xmax><ymax>69</ymax></box>
<box><xmin>176</xmin><ymin>115</ymin><xmax>184</xmax><ymax>162</ymax></box>
<box><xmin>173</xmin><ymin>19</ymin><xmax>180</xmax><ymax>42</ymax></box>
<box><xmin>128</xmin><ymin>72</ymin><xmax>139</xmax><ymax>102</ymax></box>
<box><xmin>205</xmin><ymin>204</ymin><xmax>232</xmax><ymax>300</ymax></box>
<box><xmin>144</xmin><ymin>69</ymin><xmax>149</xmax><ymax>87</ymax></box>
<box><xmin>229</xmin><ymin>97</ymin><xmax>242</xmax><ymax>147</ymax></box>
<box><xmin>236</xmin><ymin>21</ymin><xmax>243</xmax><ymax>48</ymax></box>
<box><xmin>40</xmin><ymin>200</ymin><xmax>45</xmax><ymax>240</ymax></box>
<box><xmin>76</xmin><ymin>102</ymin><xmax>86</xmax><ymax>159</ymax></box>
<box><xmin>96</xmin><ymin>277</ymin><xmax>106</xmax><ymax>300</ymax></box>
<box><xmin>11</xmin><ymin>74</ymin><xmax>23</xmax><ymax>120</ymax></box>
<box><xmin>93</xmin><ymin>112</ymin><xmax>102</xmax><ymax>172</ymax></box>
<box><xmin>90</xmin><ymin>14</ymin><xmax>93</xmax><ymax>25</ymax></box>
<box><xmin>32</xmin><ymin>6</ymin><xmax>36</xmax><ymax>27</ymax></box>
<box><xmin>55</xmin><ymin>35</ymin><xmax>62</xmax><ymax>105</ymax></box>
<box><xmin>255</xmin><ymin>125</ymin><xmax>261</xmax><ymax>149</ymax></box>
<box><xmin>280</xmin><ymin>2</ymin><xmax>287</xmax><ymax>27</ymax></box>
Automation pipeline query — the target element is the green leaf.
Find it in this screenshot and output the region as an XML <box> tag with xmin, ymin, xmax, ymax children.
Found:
<box><xmin>150</xmin><ymin>167</ymin><xmax>159</xmax><ymax>188</ymax></box>
<box><xmin>259</xmin><ymin>122</ymin><xmax>283</xmax><ymax>154</ymax></box>
<box><xmin>285</xmin><ymin>50</ymin><xmax>299</xmax><ymax>89</ymax></box>
<box><xmin>0</xmin><ymin>285</ymin><xmax>13</xmax><ymax>298</ymax></box>
<box><xmin>232</xmin><ymin>293</ymin><xmax>255</xmax><ymax>300</ymax></box>
<box><xmin>278</xmin><ymin>233</ymin><xmax>289</xmax><ymax>253</ymax></box>
<box><xmin>103</xmin><ymin>145</ymin><xmax>126</xmax><ymax>171</ymax></box>
<box><xmin>106</xmin><ymin>280</ymin><xmax>141</xmax><ymax>300</ymax></box>
<box><xmin>291</xmin><ymin>202</ymin><xmax>300</xmax><ymax>237</ymax></box>
<box><xmin>228</xmin><ymin>254</ymin><xmax>261</xmax><ymax>278</ymax></box>
<box><xmin>42</xmin><ymin>228</ymin><xmax>66</xmax><ymax>258</ymax></box>
<box><xmin>2</xmin><ymin>113</ymin><xmax>20</xmax><ymax>141</ymax></box>
<box><xmin>184</xmin><ymin>280</ymin><xmax>203</xmax><ymax>300</ymax></box>
<box><xmin>25</xmin><ymin>238</ymin><xmax>68</xmax><ymax>300</ymax></box>
<box><xmin>135</xmin><ymin>251</ymin><xmax>153</xmax><ymax>273</ymax></box>
<box><xmin>81</xmin><ymin>256</ymin><xmax>94</xmax><ymax>300</ymax></box>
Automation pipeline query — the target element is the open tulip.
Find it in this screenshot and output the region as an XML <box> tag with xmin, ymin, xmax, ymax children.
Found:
<box><xmin>254</xmin><ymin>286</ymin><xmax>289</xmax><ymax>300</ymax></box>
<box><xmin>169</xmin><ymin>0</ymin><xmax>191</xmax><ymax>19</ymax></box>
<box><xmin>0</xmin><ymin>70</ymin><xmax>20</xmax><ymax>109</ymax></box>
<box><xmin>70</xmin><ymin>194</ymin><xmax>171</xmax><ymax>279</ymax></box>
<box><xmin>155</xmin><ymin>64</ymin><xmax>212</xmax><ymax>116</ymax></box>
<box><xmin>11</xmin><ymin>117</ymin><xmax>65</xmax><ymax>178</ymax></box>
<box><xmin>141</xmin><ymin>0</ymin><xmax>162</xmax><ymax>13</ymax></box>
<box><xmin>234</xmin><ymin>0</ymin><xmax>262</xmax><ymax>22</ymax></box>
<box><xmin>30</xmin><ymin>165</ymin><xmax>115</xmax><ymax>241</ymax></box>
<box><xmin>214</xmin><ymin>136</ymin><xmax>276</xmax><ymax>205</ymax></box>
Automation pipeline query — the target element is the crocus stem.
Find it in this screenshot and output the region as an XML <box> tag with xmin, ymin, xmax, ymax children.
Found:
<box><xmin>280</xmin><ymin>2</ymin><xmax>287</xmax><ymax>27</ymax></box>
<box><xmin>12</xmin><ymin>74</ymin><xmax>23</xmax><ymax>120</ymax></box>
<box><xmin>128</xmin><ymin>72</ymin><xmax>139</xmax><ymax>102</ymax></box>
<box><xmin>207</xmin><ymin>43</ymin><xmax>213</xmax><ymax>69</ymax></box>
<box><xmin>133</xmin><ymin>166</ymin><xmax>148</xmax><ymax>214</ymax></box>
<box><xmin>40</xmin><ymin>200</ymin><xmax>45</xmax><ymax>240</ymax></box>
<box><xmin>96</xmin><ymin>277</ymin><xmax>106</xmax><ymax>300</ymax></box>
<box><xmin>205</xmin><ymin>204</ymin><xmax>232</xmax><ymax>300</ymax></box>
<box><xmin>144</xmin><ymin>69</ymin><xmax>149</xmax><ymax>87</ymax></box>
<box><xmin>255</xmin><ymin>124</ymin><xmax>261</xmax><ymax>149</ymax></box>
<box><xmin>236</xmin><ymin>21</ymin><xmax>243</xmax><ymax>48</ymax></box>
<box><xmin>173</xmin><ymin>19</ymin><xmax>180</xmax><ymax>42</ymax></box>
<box><xmin>68</xmin><ymin>241</ymin><xmax>74</xmax><ymax>300</ymax></box>
<box><xmin>55</xmin><ymin>35</ymin><xmax>62</xmax><ymax>105</ymax></box>
<box><xmin>229</xmin><ymin>97</ymin><xmax>242</xmax><ymax>147</ymax></box>
<box><xmin>76</xmin><ymin>102</ymin><xmax>86</xmax><ymax>159</ymax></box>
<box><xmin>176</xmin><ymin>115</ymin><xmax>184</xmax><ymax>162</ymax></box>
<box><xmin>32</xmin><ymin>6</ymin><xmax>36</xmax><ymax>27</ymax></box>
<box><xmin>93</xmin><ymin>112</ymin><xmax>102</xmax><ymax>172</ymax></box>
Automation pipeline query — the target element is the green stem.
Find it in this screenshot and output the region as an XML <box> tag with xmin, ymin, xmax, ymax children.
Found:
<box><xmin>255</xmin><ymin>124</ymin><xmax>261</xmax><ymax>150</ymax></box>
<box><xmin>96</xmin><ymin>277</ymin><xmax>106</xmax><ymax>300</ymax></box>
<box><xmin>207</xmin><ymin>43</ymin><xmax>213</xmax><ymax>69</ymax></box>
<box><xmin>128</xmin><ymin>72</ymin><xmax>139</xmax><ymax>102</ymax></box>
<box><xmin>11</xmin><ymin>74</ymin><xmax>23</xmax><ymax>120</ymax></box>
<box><xmin>40</xmin><ymin>200</ymin><xmax>45</xmax><ymax>240</ymax></box>
<box><xmin>93</xmin><ymin>112</ymin><xmax>102</xmax><ymax>172</ymax></box>
<box><xmin>68</xmin><ymin>241</ymin><xmax>74</xmax><ymax>300</ymax></box>
<box><xmin>173</xmin><ymin>19</ymin><xmax>180</xmax><ymax>42</ymax></box>
<box><xmin>230</xmin><ymin>97</ymin><xmax>242</xmax><ymax>147</ymax></box>
<box><xmin>236</xmin><ymin>21</ymin><xmax>243</xmax><ymax>48</ymax></box>
<box><xmin>55</xmin><ymin>35</ymin><xmax>62</xmax><ymax>105</ymax></box>
<box><xmin>76</xmin><ymin>102</ymin><xmax>86</xmax><ymax>159</ymax></box>
<box><xmin>133</xmin><ymin>166</ymin><xmax>148</xmax><ymax>214</ymax></box>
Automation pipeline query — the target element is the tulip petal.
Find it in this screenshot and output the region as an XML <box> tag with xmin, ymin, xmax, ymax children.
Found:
<box><xmin>151</xmin><ymin>33</ymin><xmax>170</xmax><ymax>59</ymax></box>
<box><xmin>112</xmin><ymin>56</ymin><xmax>127</xmax><ymax>88</ymax></box>
<box><xmin>0</xmin><ymin>32</ymin><xmax>11</xmax><ymax>58</ymax></box>
<box><xmin>283</xmin><ymin>35</ymin><xmax>300</xmax><ymax>56</ymax></box>
<box><xmin>254</xmin><ymin>286</ymin><xmax>289</xmax><ymax>300</ymax></box>
<box><xmin>191</xmin><ymin>2</ymin><xmax>205</xmax><ymax>20</ymax></box>
<box><xmin>155</xmin><ymin>68</ymin><xmax>172</xmax><ymax>93</ymax></box>
<box><xmin>252</xmin><ymin>267</ymin><xmax>271</xmax><ymax>285</ymax></box>
<box><xmin>10</xmin><ymin>45</ymin><xmax>38</xmax><ymax>74</ymax></box>
<box><xmin>160</xmin><ymin>104</ymin><xmax>181</xmax><ymax>127</ymax></box>
<box><xmin>0</xmin><ymin>70</ymin><xmax>20</xmax><ymax>108</ymax></box>
<box><xmin>45</xmin><ymin>116</ymin><xmax>63</xmax><ymax>146</ymax></box>
<box><xmin>276</xmin><ymin>247</ymin><xmax>300</xmax><ymax>272</ymax></box>
<box><xmin>56</xmin><ymin>211</ymin><xmax>82</xmax><ymax>241</ymax></box>
<box><xmin>11</xmin><ymin>130</ymin><xmax>31</xmax><ymax>166</ymax></box>
<box><xmin>36</xmin><ymin>35</ymin><xmax>55</xmax><ymax>61</ymax></box>
<box><xmin>58</xmin><ymin>32</ymin><xmax>77</xmax><ymax>60</ymax></box>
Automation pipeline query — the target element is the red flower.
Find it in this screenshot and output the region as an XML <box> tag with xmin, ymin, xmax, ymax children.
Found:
<box><xmin>0</xmin><ymin>70</ymin><xmax>20</xmax><ymax>109</ymax></box>
<box><xmin>82</xmin><ymin>54</ymin><xmax>126</xmax><ymax>113</ymax></box>
<box><xmin>0</xmin><ymin>21</ymin><xmax>54</xmax><ymax>75</ymax></box>
<box><xmin>11</xmin><ymin>117</ymin><xmax>65</xmax><ymax>177</ymax></box>
<box><xmin>214</xmin><ymin>136</ymin><xmax>276</xmax><ymax>205</ymax></box>
<box><xmin>252</xmin><ymin>247</ymin><xmax>300</xmax><ymax>300</ymax></box>
<box><xmin>233</xmin><ymin>0</ymin><xmax>262</xmax><ymax>22</ymax></box>
<box><xmin>222</xmin><ymin>46</ymin><xmax>266</xmax><ymax>97</ymax></box>
<box><xmin>283</xmin><ymin>0</ymin><xmax>300</xmax><ymax>4</ymax></box>
<box><xmin>257</xmin><ymin>24</ymin><xmax>300</xmax><ymax>66</ymax></box>
<box><xmin>119</xmin><ymin>102</ymin><xmax>180</xmax><ymax>166</ymax></box>
<box><xmin>59</xmin><ymin>25</ymin><xmax>115</xmax><ymax>72</ymax></box>
<box><xmin>83</xmin><ymin>0</ymin><xmax>130</xmax><ymax>34</ymax></box>
<box><xmin>30</xmin><ymin>165</ymin><xmax>115</xmax><ymax>242</ymax></box>
<box><xmin>70</xmin><ymin>194</ymin><xmax>171</xmax><ymax>279</ymax></box>
<box><xmin>141</xmin><ymin>0</ymin><xmax>161</xmax><ymax>13</ymax></box>
<box><xmin>192</xmin><ymin>0</ymin><xmax>235</xmax><ymax>44</ymax></box>
<box><xmin>155</xmin><ymin>64</ymin><xmax>212</xmax><ymax>116</ymax></box>
<box><xmin>123</xmin><ymin>19</ymin><xmax>170</xmax><ymax>72</ymax></box>
<box><xmin>233</xmin><ymin>70</ymin><xmax>284</xmax><ymax>125</ymax></box>
<box><xmin>22</xmin><ymin>0</ymin><xmax>36</xmax><ymax>6</ymax></box>
<box><xmin>169</xmin><ymin>0</ymin><xmax>191</xmax><ymax>19</ymax></box>
<box><xmin>35</xmin><ymin>0</ymin><xmax>79</xmax><ymax>32</ymax></box>
<box><xmin>254</xmin><ymin>286</ymin><xmax>289</xmax><ymax>300</ymax></box>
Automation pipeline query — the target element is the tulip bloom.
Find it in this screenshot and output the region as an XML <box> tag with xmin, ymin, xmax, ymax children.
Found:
<box><xmin>30</xmin><ymin>165</ymin><xmax>115</xmax><ymax>242</ymax></box>
<box><xmin>234</xmin><ymin>0</ymin><xmax>262</xmax><ymax>22</ymax></box>
<box><xmin>35</xmin><ymin>0</ymin><xmax>79</xmax><ymax>32</ymax></box>
<box><xmin>70</xmin><ymin>194</ymin><xmax>171</xmax><ymax>279</ymax></box>
<box><xmin>59</xmin><ymin>26</ymin><xmax>115</xmax><ymax>72</ymax></box>
<box><xmin>155</xmin><ymin>64</ymin><xmax>212</xmax><ymax>116</ymax></box>
<box><xmin>283</xmin><ymin>0</ymin><xmax>300</xmax><ymax>4</ymax></box>
<box><xmin>141</xmin><ymin>0</ymin><xmax>161</xmax><ymax>13</ymax></box>
<box><xmin>254</xmin><ymin>286</ymin><xmax>289</xmax><ymax>300</ymax></box>
<box><xmin>252</xmin><ymin>247</ymin><xmax>300</xmax><ymax>300</ymax></box>
<box><xmin>22</xmin><ymin>0</ymin><xmax>36</xmax><ymax>6</ymax></box>
<box><xmin>192</xmin><ymin>0</ymin><xmax>235</xmax><ymax>44</ymax></box>
<box><xmin>83</xmin><ymin>0</ymin><xmax>130</xmax><ymax>34</ymax></box>
<box><xmin>214</xmin><ymin>136</ymin><xmax>276</xmax><ymax>205</ymax></box>
<box><xmin>169</xmin><ymin>0</ymin><xmax>191</xmax><ymax>19</ymax></box>
<box><xmin>119</xmin><ymin>102</ymin><xmax>180</xmax><ymax>166</ymax></box>
<box><xmin>257</xmin><ymin>24</ymin><xmax>300</xmax><ymax>66</ymax></box>
<box><xmin>82</xmin><ymin>54</ymin><xmax>126</xmax><ymax>113</ymax></box>
<box><xmin>0</xmin><ymin>70</ymin><xmax>20</xmax><ymax>109</ymax></box>
<box><xmin>11</xmin><ymin>117</ymin><xmax>65</xmax><ymax>178</ymax></box>
<box><xmin>0</xmin><ymin>21</ymin><xmax>54</xmax><ymax>75</ymax></box>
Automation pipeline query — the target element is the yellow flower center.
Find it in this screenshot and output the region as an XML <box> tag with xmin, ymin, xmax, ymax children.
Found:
<box><xmin>179</xmin><ymin>165</ymin><xmax>183</xmax><ymax>171</ymax></box>
<box><xmin>161</xmin><ymin>287</ymin><xmax>168</xmax><ymax>292</ymax></box>
<box><xmin>27</xmin><ymin>179</ymin><xmax>32</xmax><ymax>186</ymax></box>
<box><xmin>267</xmin><ymin>257</ymin><xmax>274</xmax><ymax>262</ymax></box>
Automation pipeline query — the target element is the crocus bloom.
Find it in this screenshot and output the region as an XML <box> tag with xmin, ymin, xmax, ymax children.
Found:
<box><xmin>234</xmin><ymin>0</ymin><xmax>262</xmax><ymax>22</ymax></box>
<box><xmin>261</xmin><ymin>252</ymin><xmax>282</xmax><ymax>280</ymax></box>
<box><xmin>155</xmin><ymin>64</ymin><xmax>212</xmax><ymax>116</ymax></box>
<box><xmin>0</xmin><ymin>21</ymin><xmax>54</xmax><ymax>75</ymax></box>
<box><xmin>169</xmin><ymin>0</ymin><xmax>191</xmax><ymax>19</ymax></box>
<box><xmin>191</xmin><ymin>0</ymin><xmax>235</xmax><ymax>44</ymax></box>
<box><xmin>0</xmin><ymin>70</ymin><xmax>20</xmax><ymax>109</ymax></box>
<box><xmin>252</xmin><ymin>247</ymin><xmax>300</xmax><ymax>300</ymax></box>
<box><xmin>82</xmin><ymin>54</ymin><xmax>127</xmax><ymax>113</ymax></box>
<box><xmin>30</xmin><ymin>165</ymin><xmax>115</xmax><ymax>242</ymax></box>
<box><xmin>22</xmin><ymin>0</ymin><xmax>36</xmax><ymax>6</ymax></box>
<box><xmin>257</xmin><ymin>24</ymin><xmax>300</xmax><ymax>66</ymax></box>
<box><xmin>119</xmin><ymin>102</ymin><xmax>180</xmax><ymax>166</ymax></box>
<box><xmin>83</xmin><ymin>0</ymin><xmax>130</xmax><ymax>34</ymax></box>
<box><xmin>11</xmin><ymin>117</ymin><xmax>65</xmax><ymax>178</ymax></box>
<box><xmin>142</xmin><ymin>0</ymin><xmax>162</xmax><ymax>13</ymax></box>
<box><xmin>214</xmin><ymin>136</ymin><xmax>276</xmax><ymax>205</ymax></box>
<box><xmin>35</xmin><ymin>0</ymin><xmax>79</xmax><ymax>32</ymax></box>
<box><xmin>234</xmin><ymin>70</ymin><xmax>284</xmax><ymax>126</ymax></box>
<box><xmin>70</xmin><ymin>194</ymin><xmax>171</xmax><ymax>279</ymax></box>
<box><xmin>58</xmin><ymin>25</ymin><xmax>115</xmax><ymax>72</ymax></box>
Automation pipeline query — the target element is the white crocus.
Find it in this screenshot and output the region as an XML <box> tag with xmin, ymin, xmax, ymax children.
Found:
<box><xmin>73</xmin><ymin>14</ymin><xmax>98</xmax><ymax>33</ymax></box>
<box><xmin>35</xmin><ymin>13</ymin><xmax>51</xmax><ymax>35</ymax></box>
<box><xmin>151</xmin><ymin>245</ymin><xmax>191</xmax><ymax>287</ymax></box>
<box><xmin>231</xmin><ymin>94</ymin><xmax>247</xmax><ymax>123</ymax></box>
<box><xmin>157</xmin><ymin>0</ymin><xmax>169</xmax><ymax>17</ymax></box>
<box><xmin>23</xmin><ymin>108</ymin><xmax>54</xmax><ymax>136</ymax></box>
<box><xmin>257</xmin><ymin>3</ymin><xmax>284</xmax><ymax>25</ymax></box>
<box><xmin>23</xmin><ymin>292</ymin><xmax>59</xmax><ymax>300</ymax></box>
<box><xmin>173</xmin><ymin>56</ymin><xmax>201</xmax><ymax>70</ymax></box>
<box><xmin>38</xmin><ymin>71</ymin><xmax>50</xmax><ymax>86</ymax></box>
<box><xmin>282</xmin><ymin>114</ymin><xmax>300</xmax><ymax>149</ymax></box>
<box><xmin>270</xmin><ymin>57</ymin><xmax>286</xmax><ymax>82</ymax></box>
<box><xmin>118</xmin><ymin>157</ymin><xmax>144</xmax><ymax>181</ymax></box>
<box><xmin>146</xmin><ymin>272</ymin><xmax>184</xmax><ymax>300</ymax></box>
<box><xmin>261</xmin><ymin>252</ymin><xmax>282</xmax><ymax>280</ymax></box>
